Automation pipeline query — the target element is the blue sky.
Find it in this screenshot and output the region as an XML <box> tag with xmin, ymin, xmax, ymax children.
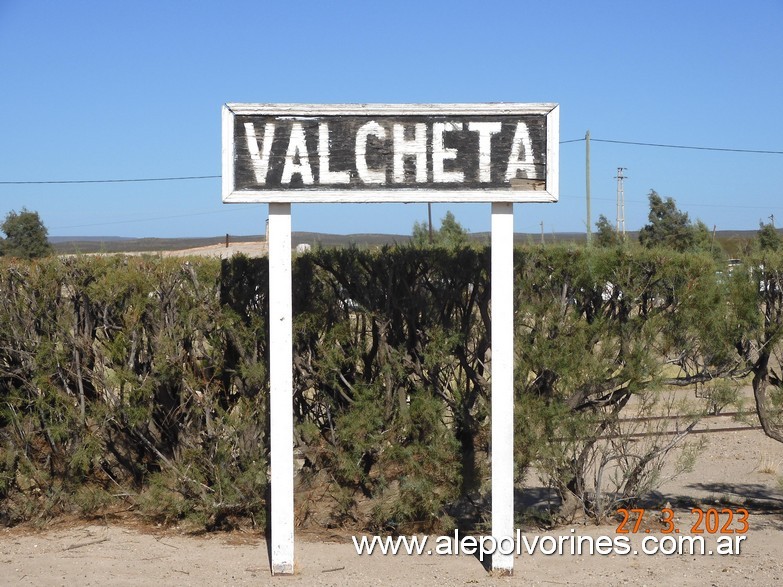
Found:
<box><xmin>1</xmin><ymin>0</ymin><xmax>781</xmax><ymax>238</ymax></box>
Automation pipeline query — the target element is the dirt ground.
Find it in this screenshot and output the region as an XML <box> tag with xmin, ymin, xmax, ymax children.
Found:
<box><xmin>2</xmin><ymin>423</ymin><xmax>782</xmax><ymax>586</ymax></box>
<box><xmin>159</xmin><ymin>241</ymin><xmax>268</xmax><ymax>259</ymax></box>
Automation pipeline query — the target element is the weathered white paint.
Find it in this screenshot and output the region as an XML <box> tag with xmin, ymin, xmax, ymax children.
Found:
<box><xmin>505</xmin><ymin>122</ymin><xmax>536</xmax><ymax>180</ymax></box>
<box><xmin>228</xmin><ymin>102</ymin><xmax>556</xmax><ymax>116</ymax></box>
<box><xmin>281</xmin><ymin>123</ymin><xmax>313</xmax><ymax>185</ymax></box>
<box><xmin>318</xmin><ymin>123</ymin><xmax>350</xmax><ymax>184</ymax></box>
<box><xmin>491</xmin><ymin>201</ymin><xmax>515</xmax><ymax>575</ymax></box>
<box><xmin>225</xmin><ymin>189</ymin><xmax>554</xmax><ymax>204</ymax></box>
<box><xmin>268</xmin><ymin>203</ymin><xmax>295</xmax><ymax>575</ymax></box>
<box><xmin>432</xmin><ymin>122</ymin><xmax>464</xmax><ymax>183</ymax></box>
<box><xmin>546</xmin><ymin>104</ymin><xmax>560</xmax><ymax>203</ymax></box>
<box><xmin>244</xmin><ymin>122</ymin><xmax>275</xmax><ymax>184</ymax></box>
<box><xmin>355</xmin><ymin>121</ymin><xmax>386</xmax><ymax>184</ymax></box>
<box><xmin>392</xmin><ymin>123</ymin><xmax>427</xmax><ymax>183</ymax></box>
<box><xmin>468</xmin><ymin>121</ymin><xmax>502</xmax><ymax>183</ymax></box>
<box><xmin>222</xmin><ymin>105</ymin><xmax>235</xmax><ymax>198</ymax></box>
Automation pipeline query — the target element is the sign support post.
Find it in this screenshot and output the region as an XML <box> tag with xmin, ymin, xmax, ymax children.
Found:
<box><xmin>490</xmin><ymin>201</ymin><xmax>515</xmax><ymax>574</ymax></box>
<box><xmin>268</xmin><ymin>202</ymin><xmax>295</xmax><ymax>575</ymax></box>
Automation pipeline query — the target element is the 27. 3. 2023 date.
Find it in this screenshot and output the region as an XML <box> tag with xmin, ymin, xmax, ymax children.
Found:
<box><xmin>616</xmin><ymin>507</ymin><xmax>749</xmax><ymax>535</ymax></box>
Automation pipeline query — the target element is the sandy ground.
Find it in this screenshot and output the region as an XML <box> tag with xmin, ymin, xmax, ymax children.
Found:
<box><xmin>2</xmin><ymin>425</ymin><xmax>782</xmax><ymax>586</ymax></box>
<box><xmin>159</xmin><ymin>241</ymin><xmax>268</xmax><ymax>259</ymax></box>
<box><xmin>59</xmin><ymin>241</ymin><xmax>270</xmax><ymax>260</ymax></box>
<box><xmin>159</xmin><ymin>242</ymin><xmax>267</xmax><ymax>259</ymax></box>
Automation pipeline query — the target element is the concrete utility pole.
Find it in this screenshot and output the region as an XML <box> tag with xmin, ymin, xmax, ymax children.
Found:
<box><xmin>428</xmin><ymin>203</ymin><xmax>434</xmax><ymax>243</ymax></box>
<box><xmin>615</xmin><ymin>167</ymin><xmax>627</xmax><ymax>237</ymax></box>
<box><xmin>585</xmin><ymin>130</ymin><xmax>591</xmax><ymax>246</ymax></box>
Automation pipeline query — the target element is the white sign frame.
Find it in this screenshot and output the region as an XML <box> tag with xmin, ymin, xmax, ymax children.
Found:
<box><xmin>222</xmin><ymin>103</ymin><xmax>559</xmax><ymax>204</ymax></box>
<box><xmin>221</xmin><ymin>102</ymin><xmax>559</xmax><ymax>576</ymax></box>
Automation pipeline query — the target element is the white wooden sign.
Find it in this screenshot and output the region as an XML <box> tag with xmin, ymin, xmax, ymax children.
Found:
<box><xmin>221</xmin><ymin>103</ymin><xmax>559</xmax><ymax>576</ymax></box>
<box><xmin>223</xmin><ymin>103</ymin><xmax>559</xmax><ymax>203</ymax></box>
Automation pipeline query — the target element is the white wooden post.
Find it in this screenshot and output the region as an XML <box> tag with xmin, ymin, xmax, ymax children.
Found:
<box><xmin>268</xmin><ymin>202</ymin><xmax>295</xmax><ymax>575</ymax></box>
<box><xmin>491</xmin><ymin>201</ymin><xmax>515</xmax><ymax>574</ymax></box>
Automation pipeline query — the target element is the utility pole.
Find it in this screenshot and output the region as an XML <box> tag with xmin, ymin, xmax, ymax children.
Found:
<box><xmin>427</xmin><ymin>203</ymin><xmax>434</xmax><ymax>243</ymax></box>
<box><xmin>540</xmin><ymin>221</ymin><xmax>545</xmax><ymax>244</ymax></box>
<box><xmin>585</xmin><ymin>130</ymin><xmax>591</xmax><ymax>246</ymax></box>
<box><xmin>615</xmin><ymin>167</ymin><xmax>627</xmax><ymax>238</ymax></box>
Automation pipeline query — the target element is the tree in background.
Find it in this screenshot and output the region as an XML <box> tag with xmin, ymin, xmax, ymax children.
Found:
<box><xmin>412</xmin><ymin>211</ymin><xmax>470</xmax><ymax>249</ymax></box>
<box><xmin>638</xmin><ymin>190</ymin><xmax>694</xmax><ymax>251</ymax></box>
<box><xmin>692</xmin><ymin>219</ymin><xmax>728</xmax><ymax>262</ymax></box>
<box><xmin>594</xmin><ymin>214</ymin><xmax>620</xmax><ymax>247</ymax></box>
<box><xmin>1</xmin><ymin>208</ymin><xmax>53</xmax><ymax>259</ymax></box>
<box><xmin>757</xmin><ymin>221</ymin><xmax>782</xmax><ymax>252</ymax></box>
<box><xmin>637</xmin><ymin>190</ymin><xmax>724</xmax><ymax>260</ymax></box>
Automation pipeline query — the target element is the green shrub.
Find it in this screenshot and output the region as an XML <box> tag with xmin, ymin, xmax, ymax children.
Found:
<box><xmin>0</xmin><ymin>245</ymin><xmax>773</xmax><ymax>531</ymax></box>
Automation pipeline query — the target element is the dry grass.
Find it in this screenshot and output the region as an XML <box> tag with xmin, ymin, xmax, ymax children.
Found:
<box><xmin>758</xmin><ymin>453</ymin><xmax>781</xmax><ymax>475</ymax></box>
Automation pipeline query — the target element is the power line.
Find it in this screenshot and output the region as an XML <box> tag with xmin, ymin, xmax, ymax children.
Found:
<box><xmin>590</xmin><ymin>138</ymin><xmax>783</xmax><ymax>155</ymax></box>
<box><xmin>0</xmin><ymin>135</ymin><xmax>780</xmax><ymax>187</ymax></box>
<box><xmin>560</xmin><ymin>137</ymin><xmax>783</xmax><ymax>154</ymax></box>
<box><xmin>0</xmin><ymin>175</ymin><xmax>220</xmax><ymax>185</ymax></box>
<box><xmin>558</xmin><ymin>193</ymin><xmax>783</xmax><ymax>210</ymax></box>
<box><xmin>48</xmin><ymin>206</ymin><xmax>261</xmax><ymax>230</ymax></box>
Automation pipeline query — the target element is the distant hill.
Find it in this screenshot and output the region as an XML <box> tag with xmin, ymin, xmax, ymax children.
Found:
<box><xmin>50</xmin><ymin>229</ymin><xmax>764</xmax><ymax>255</ymax></box>
<box><xmin>48</xmin><ymin>236</ymin><xmax>137</xmax><ymax>243</ymax></box>
<box><xmin>50</xmin><ymin>233</ymin><xmax>414</xmax><ymax>254</ymax></box>
<box><xmin>51</xmin><ymin>235</ymin><xmax>261</xmax><ymax>254</ymax></box>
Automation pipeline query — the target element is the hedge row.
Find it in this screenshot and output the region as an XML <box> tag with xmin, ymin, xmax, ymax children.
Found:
<box><xmin>0</xmin><ymin>246</ymin><xmax>777</xmax><ymax>530</ymax></box>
